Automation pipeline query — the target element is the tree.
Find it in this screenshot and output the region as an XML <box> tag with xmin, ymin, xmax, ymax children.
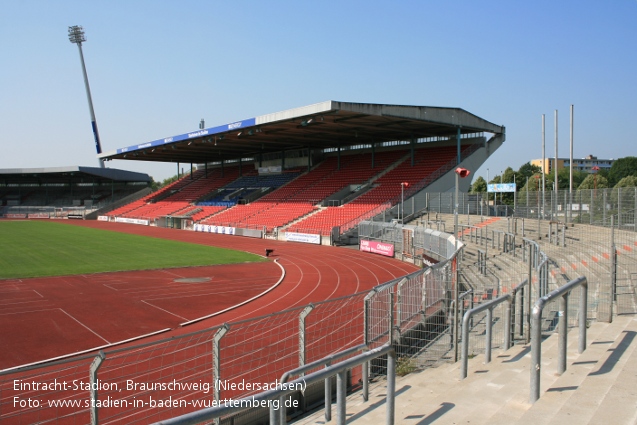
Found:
<box><xmin>149</xmin><ymin>177</ymin><xmax>160</xmax><ymax>191</ymax></box>
<box><xmin>471</xmin><ymin>176</ymin><xmax>487</xmax><ymax>193</ymax></box>
<box><xmin>556</xmin><ymin>167</ymin><xmax>587</xmax><ymax>190</ymax></box>
<box><xmin>578</xmin><ymin>174</ymin><xmax>609</xmax><ymax>190</ymax></box>
<box><xmin>501</xmin><ymin>167</ymin><xmax>516</xmax><ymax>184</ymax></box>
<box><xmin>610</xmin><ymin>176</ymin><xmax>637</xmax><ymax>210</ymax></box>
<box><xmin>161</xmin><ymin>175</ymin><xmax>180</xmax><ymax>187</ymax></box>
<box><xmin>615</xmin><ymin>175</ymin><xmax>637</xmax><ymax>188</ymax></box>
<box><xmin>517</xmin><ymin>162</ymin><xmax>541</xmax><ymax>181</ymax></box>
<box><xmin>608</xmin><ymin>156</ymin><xmax>637</xmax><ymax>186</ymax></box>
<box><xmin>519</xmin><ymin>173</ymin><xmax>543</xmax><ymax>192</ymax></box>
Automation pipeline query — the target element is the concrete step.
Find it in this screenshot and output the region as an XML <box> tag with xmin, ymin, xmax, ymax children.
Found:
<box><xmin>514</xmin><ymin>315</ymin><xmax>637</xmax><ymax>425</ymax></box>
<box><xmin>291</xmin><ymin>316</ymin><xmax>637</xmax><ymax>425</ymax></box>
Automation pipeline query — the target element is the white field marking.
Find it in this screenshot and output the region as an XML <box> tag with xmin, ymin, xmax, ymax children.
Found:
<box><xmin>58</xmin><ymin>308</ymin><xmax>110</xmax><ymax>344</ymax></box>
<box><xmin>141</xmin><ymin>283</ymin><xmax>274</xmax><ymax>301</ymax></box>
<box><xmin>0</xmin><ymin>307</ymin><xmax>58</xmax><ymax>316</ymax></box>
<box><xmin>180</xmin><ymin>258</ymin><xmax>286</xmax><ymax>326</ymax></box>
<box><xmin>140</xmin><ymin>300</ymin><xmax>189</xmax><ymax>321</ymax></box>
<box><xmin>0</xmin><ymin>289</ymin><xmax>44</xmax><ymax>305</ymax></box>
<box><xmin>0</xmin><ymin>328</ymin><xmax>171</xmax><ymax>373</ymax></box>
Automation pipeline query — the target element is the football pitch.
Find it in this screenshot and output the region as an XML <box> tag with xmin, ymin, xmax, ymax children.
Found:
<box><xmin>0</xmin><ymin>220</ymin><xmax>264</xmax><ymax>279</ymax></box>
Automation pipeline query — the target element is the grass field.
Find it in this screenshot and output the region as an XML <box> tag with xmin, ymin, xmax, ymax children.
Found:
<box><xmin>0</xmin><ymin>220</ymin><xmax>264</xmax><ymax>279</ymax></box>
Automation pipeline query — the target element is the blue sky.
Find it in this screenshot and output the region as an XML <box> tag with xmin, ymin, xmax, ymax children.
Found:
<box><xmin>1</xmin><ymin>1</ymin><xmax>635</xmax><ymax>183</ymax></box>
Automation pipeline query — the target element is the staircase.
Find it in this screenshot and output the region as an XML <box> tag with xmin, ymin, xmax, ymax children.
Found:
<box><xmin>294</xmin><ymin>314</ymin><xmax>637</xmax><ymax>424</ymax></box>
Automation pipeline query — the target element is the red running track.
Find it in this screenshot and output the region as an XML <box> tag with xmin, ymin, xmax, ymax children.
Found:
<box><xmin>1</xmin><ymin>221</ymin><xmax>418</xmax><ymax>424</ymax></box>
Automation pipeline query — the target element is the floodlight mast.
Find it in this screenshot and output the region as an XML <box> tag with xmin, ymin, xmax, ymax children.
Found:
<box><xmin>68</xmin><ymin>25</ymin><xmax>104</xmax><ymax>168</ymax></box>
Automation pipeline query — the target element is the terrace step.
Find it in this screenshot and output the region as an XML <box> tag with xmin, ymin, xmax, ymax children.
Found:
<box><xmin>293</xmin><ymin>315</ymin><xmax>637</xmax><ymax>425</ymax></box>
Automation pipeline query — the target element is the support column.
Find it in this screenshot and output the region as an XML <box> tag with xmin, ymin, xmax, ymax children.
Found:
<box><xmin>411</xmin><ymin>138</ymin><xmax>416</xmax><ymax>166</ymax></box>
<box><xmin>89</xmin><ymin>351</ymin><xmax>105</xmax><ymax>425</ymax></box>
<box><xmin>371</xmin><ymin>142</ymin><xmax>375</xmax><ymax>168</ymax></box>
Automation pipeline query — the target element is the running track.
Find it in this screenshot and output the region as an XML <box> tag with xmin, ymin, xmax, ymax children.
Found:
<box><xmin>1</xmin><ymin>221</ymin><xmax>418</xmax><ymax>424</ymax></box>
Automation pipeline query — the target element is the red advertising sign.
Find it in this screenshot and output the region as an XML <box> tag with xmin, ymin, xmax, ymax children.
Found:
<box><xmin>359</xmin><ymin>239</ymin><xmax>395</xmax><ymax>257</ymax></box>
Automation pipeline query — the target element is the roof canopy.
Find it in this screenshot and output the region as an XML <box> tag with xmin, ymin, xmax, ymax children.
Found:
<box><xmin>100</xmin><ymin>101</ymin><xmax>505</xmax><ymax>165</ymax></box>
<box><xmin>0</xmin><ymin>166</ymin><xmax>150</xmax><ymax>185</ymax></box>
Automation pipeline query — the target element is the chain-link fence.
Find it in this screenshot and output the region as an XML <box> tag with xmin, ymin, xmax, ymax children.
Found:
<box><xmin>1</xmin><ymin>226</ymin><xmax>467</xmax><ymax>425</ymax></box>
<box><xmin>422</xmin><ymin>187</ymin><xmax>637</xmax><ymax>319</ymax></box>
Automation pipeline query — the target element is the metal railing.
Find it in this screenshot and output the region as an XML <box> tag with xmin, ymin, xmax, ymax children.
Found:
<box><xmin>460</xmin><ymin>294</ymin><xmax>512</xmax><ymax>379</ymax></box>
<box><xmin>276</xmin><ymin>344</ymin><xmax>368</xmax><ymax>424</ymax></box>
<box><xmin>530</xmin><ymin>276</ymin><xmax>588</xmax><ymax>403</ymax></box>
<box><xmin>152</xmin><ymin>344</ymin><xmax>397</xmax><ymax>425</ymax></box>
<box><xmin>510</xmin><ymin>278</ymin><xmax>529</xmax><ymax>344</ymax></box>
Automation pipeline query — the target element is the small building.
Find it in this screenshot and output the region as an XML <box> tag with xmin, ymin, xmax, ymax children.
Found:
<box><xmin>531</xmin><ymin>155</ymin><xmax>614</xmax><ymax>174</ymax></box>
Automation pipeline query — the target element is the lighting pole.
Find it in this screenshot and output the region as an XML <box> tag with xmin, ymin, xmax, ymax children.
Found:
<box><xmin>500</xmin><ymin>171</ymin><xmax>503</xmax><ymax>207</ymax></box>
<box><xmin>513</xmin><ymin>174</ymin><xmax>517</xmax><ymax>212</ymax></box>
<box><xmin>542</xmin><ymin>114</ymin><xmax>546</xmax><ymax>218</ymax></box>
<box><xmin>592</xmin><ymin>166</ymin><xmax>600</xmax><ymax>220</ymax></box>
<box><xmin>486</xmin><ymin>167</ymin><xmax>490</xmax><ymax>206</ymax></box>
<box><xmin>400</xmin><ymin>182</ymin><xmax>409</xmax><ymax>223</ymax></box>
<box><xmin>453</xmin><ymin>167</ymin><xmax>470</xmax><ymax>362</ymax></box>
<box><xmin>554</xmin><ymin>110</ymin><xmax>558</xmax><ymax>220</ymax></box>
<box><xmin>68</xmin><ymin>25</ymin><xmax>104</xmax><ymax>168</ymax></box>
<box><xmin>569</xmin><ymin>104</ymin><xmax>574</xmax><ymax>224</ymax></box>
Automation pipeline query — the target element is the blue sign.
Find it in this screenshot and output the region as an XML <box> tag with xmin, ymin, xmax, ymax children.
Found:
<box><xmin>116</xmin><ymin>117</ymin><xmax>257</xmax><ymax>154</ymax></box>
<box><xmin>488</xmin><ymin>183</ymin><xmax>516</xmax><ymax>193</ymax></box>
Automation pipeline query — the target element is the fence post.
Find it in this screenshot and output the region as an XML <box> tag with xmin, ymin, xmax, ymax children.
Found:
<box><xmin>362</xmin><ymin>288</ymin><xmax>374</xmax><ymax>404</ymax></box>
<box><xmin>485</xmin><ymin>308</ymin><xmax>493</xmax><ymax>364</ymax></box>
<box><xmin>618</xmin><ymin>188</ymin><xmax>622</xmax><ymax>227</ymax></box>
<box><xmin>611</xmin><ymin>216</ymin><xmax>617</xmax><ymax>306</ymax></box>
<box><xmin>214</xmin><ymin>324</ymin><xmax>230</xmax><ymax>425</ymax></box>
<box><xmin>336</xmin><ymin>370</ymin><xmax>347</xmax><ymax>424</ymax></box>
<box><xmin>299</xmin><ymin>305</ymin><xmax>315</xmax><ymax>371</ymax></box>
<box><xmin>397</xmin><ymin>278</ymin><xmax>408</xmax><ymax>333</ymax></box>
<box><xmin>89</xmin><ymin>351</ymin><xmax>105</xmax><ymax>425</ymax></box>
<box><xmin>364</xmin><ymin>291</ymin><xmax>374</xmax><ymax>346</ymax></box>
<box><xmin>564</xmin><ymin>190</ymin><xmax>568</xmax><ymax>224</ymax></box>
<box><xmin>530</xmin><ymin>301</ymin><xmax>543</xmax><ymax>403</ymax></box>
<box><xmin>526</xmin><ymin>249</ymin><xmax>533</xmax><ymax>344</ymax></box>
<box><xmin>557</xmin><ymin>293</ymin><xmax>569</xmax><ymax>375</ymax></box>
<box><xmin>387</xmin><ymin>349</ymin><xmax>396</xmax><ymax>425</ymax></box>
<box><xmin>603</xmin><ymin>190</ymin><xmax>607</xmax><ymax>225</ymax></box>
<box><xmin>389</xmin><ymin>292</ymin><xmax>395</xmax><ymax>344</ymax></box>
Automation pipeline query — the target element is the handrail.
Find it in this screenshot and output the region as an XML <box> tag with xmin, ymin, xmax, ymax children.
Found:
<box><xmin>536</xmin><ymin>256</ymin><xmax>550</xmax><ymax>297</ymax></box>
<box><xmin>460</xmin><ymin>294</ymin><xmax>512</xmax><ymax>379</ymax></box>
<box><xmin>510</xmin><ymin>278</ymin><xmax>529</xmax><ymax>342</ymax></box>
<box><xmin>277</xmin><ymin>344</ymin><xmax>368</xmax><ymax>423</ymax></box>
<box><xmin>530</xmin><ymin>276</ymin><xmax>588</xmax><ymax>403</ymax></box>
<box><xmin>152</xmin><ymin>344</ymin><xmax>396</xmax><ymax>425</ymax></box>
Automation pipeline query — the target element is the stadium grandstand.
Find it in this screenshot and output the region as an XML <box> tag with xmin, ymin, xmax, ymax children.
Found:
<box><xmin>0</xmin><ymin>166</ymin><xmax>151</xmax><ymax>219</ymax></box>
<box><xmin>2</xmin><ymin>101</ymin><xmax>636</xmax><ymax>425</ymax></box>
<box><xmin>98</xmin><ymin>101</ymin><xmax>505</xmax><ymax>241</ymax></box>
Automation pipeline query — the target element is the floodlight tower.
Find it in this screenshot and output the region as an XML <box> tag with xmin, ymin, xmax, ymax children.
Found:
<box><xmin>68</xmin><ymin>25</ymin><xmax>104</xmax><ymax>168</ymax></box>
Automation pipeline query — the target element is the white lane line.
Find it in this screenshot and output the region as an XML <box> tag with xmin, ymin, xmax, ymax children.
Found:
<box><xmin>59</xmin><ymin>308</ymin><xmax>110</xmax><ymax>344</ymax></box>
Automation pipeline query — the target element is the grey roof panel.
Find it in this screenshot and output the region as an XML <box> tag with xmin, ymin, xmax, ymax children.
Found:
<box><xmin>99</xmin><ymin>101</ymin><xmax>504</xmax><ymax>165</ymax></box>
